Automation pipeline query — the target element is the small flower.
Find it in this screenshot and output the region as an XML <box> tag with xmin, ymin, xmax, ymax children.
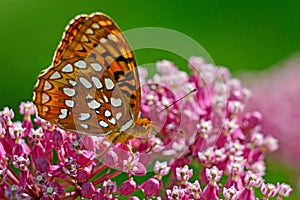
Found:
<box><xmin>81</xmin><ymin>182</ymin><xmax>96</xmax><ymax>198</ymax></box>
<box><xmin>103</xmin><ymin>150</ymin><xmax>119</xmax><ymax>168</ymax></box>
<box><xmin>166</xmin><ymin>185</ymin><xmax>187</xmax><ymax>200</ymax></box>
<box><xmin>261</xmin><ymin>183</ymin><xmax>277</xmax><ymax>198</ymax></box>
<box><xmin>120</xmin><ymin>179</ymin><xmax>136</xmax><ymax>196</ymax></box>
<box><xmin>188</xmin><ymin>180</ymin><xmax>202</xmax><ymax>199</ymax></box>
<box><xmin>61</xmin><ymin>159</ymin><xmax>78</xmax><ymax>177</ymax></box>
<box><xmin>244</xmin><ymin>170</ymin><xmax>263</xmax><ymax>188</ymax></box>
<box><xmin>13</xmin><ymin>155</ymin><xmax>30</xmax><ymax>170</ymax></box>
<box><xmin>139</xmin><ymin>177</ymin><xmax>161</xmax><ymax>198</ymax></box>
<box><xmin>29</xmin><ymin>128</ymin><xmax>44</xmax><ymax>144</ymax></box>
<box><xmin>223</xmin><ymin>186</ymin><xmax>241</xmax><ymax>200</ymax></box>
<box><xmin>225</xmin><ymin>160</ymin><xmax>244</xmax><ymax>190</ymax></box>
<box><xmin>19</xmin><ymin>102</ymin><xmax>35</xmax><ymax>116</ymax></box>
<box><xmin>102</xmin><ymin>180</ymin><xmax>117</xmax><ymax>194</ymax></box>
<box><xmin>51</xmin><ymin>127</ymin><xmax>66</xmax><ymax>147</ymax></box>
<box><xmin>206</xmin><ymin>166</ymin><xmax>223</xmax><ymax>185</ymax></box>
<box><xmin>5</xmin><ymin>185</ymin><xmax>24</xmax><ymax>200</ymax></box>
<box><xmin>123</xmin><ymin>155</ymin><xmax>146</xmax><ymax>176</ymax></box>
<box><xmin>201</xmin><ymin>166</ymin><xmax>223</xmax><ymax>199</ymax></box>
<box><xmin>276</xmin><ymin>183</ymin><xmax>292</xmax><ymax>199</ymax></box>
<box><xmin>41</xmin><ymin>182</ymin><xmax>64</xmax><ymax>199</ymax></box>
<box><xmin>175</xmin><ymin>165</ymin><xmax>193</xmax><ymax>184</ymax></box>
<box><xmin>154</xmin><ymin>161</ymin><xmax>170</xmax><ymax>177</ymax></box>
<box><xmin>32</xmin><ymin>171</ymin><xmax>48</xmax><ymax>187</ymax></box>
<box><xmin>19</xmin><ymin>102</ymin><xmax>35</xmax><ymax>134</ymax></box>
<box><xmin>1</xmin><ymin>107</ymin><xmax>14</xmax><ymax>127</ymax></box>
<box><xmin>77</xmin><ymin>165</ymin><xmax>92</xmax><ymax>182</ymax></box>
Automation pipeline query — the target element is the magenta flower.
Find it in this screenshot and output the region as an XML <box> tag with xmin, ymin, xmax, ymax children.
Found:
<box><xmin>243</xmin><ymin>56</ymin><xmax>300</xmax><ymax>165</ymax></box>
<box><xmin>120</xmin><ymin>179</ymin><xmax>136</xmax><ymax>196</ymax></box>
<box><xmin>138</xmin><ymin>177</ymin><xmax>161</xmax><ymax>198</ymax></box>
<box><xmin>0</xmin><ymin>56</ymin><xmax>292</xmax><ymax>199</ymax></box>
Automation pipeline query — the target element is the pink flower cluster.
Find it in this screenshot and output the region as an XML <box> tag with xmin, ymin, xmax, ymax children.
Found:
<box><xmin>243</xmin><ymin>55</ymin><xmax>300</xmax><ymax>166</ymax></box>
<box><xmin>0</xmin><ymin>56</ymin><xmax>292</xmax><ymax>199</ymax></box>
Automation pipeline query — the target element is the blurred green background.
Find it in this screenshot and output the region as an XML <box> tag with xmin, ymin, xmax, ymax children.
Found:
<box><xmin>1</xmin><ymin>0</ymin><xmax>300</xmax><ymax>198</ymax></box>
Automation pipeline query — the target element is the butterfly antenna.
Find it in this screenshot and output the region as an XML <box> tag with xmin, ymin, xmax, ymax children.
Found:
<box><xmin>158</xmin><ymin>88</ymin><xmax>196</xmax><ymax>113</ymax></box>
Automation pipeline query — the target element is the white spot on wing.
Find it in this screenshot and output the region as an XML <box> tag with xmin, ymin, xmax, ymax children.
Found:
<box><xmin>108</xmin><ymin>118</ymin><xmax>116</xmax><ymax>125</ymax></box>
<box><xmin>86</xmin><ymin>28</ymin><xmax>94</xmax><ymax>34</ymax></box>
<box><xmin>74</xmin><ymin>60</ymin><xmax>87</xmax><ymax>69</ymax></box>
<box><xmin>58</xmin><ymin>109</ymin><xmax>68</xmax><ymax>119</ymax></box>
<box><xmin>100</xmin><ymin>38</ymin><xmax>107</xmax><ymax>43</ymax></box>
<box><xmin>104</xmin><ymin>78</ymin><xmax>114</xmax><ymax>90</ymax></box>
<box><xmin>65</xmin><ymin>100</ymin><xmax>75</xmax><ymax>108</ymax></box>
<box><xmin>120</xmin><ymin>118</ymin><xmax>134</xmax><ymax>132</ymax></box>
<box><xmin>68</xmin><ymin>80</ymin><xmax>77</xmax><ymax>86</ymax></box>
<box><xmin>99</xmin><ymin>120</ymin><xmax>109</xmax><ymax>128</ymax></box>
<box><xmin>81</xmin><ymin>35</ymin><xmax>89</xmax><ymax>42</ymax></box>
<box><xmin>61</xmin><ymin>64</ymin><xmax>73</xmax><ymax>72</ymax></box>
<box><xmin>91</xmin><ymin>63</ymin><xmax>102</xmax><ymax>72</ymax></box>
<box><xmin>50</xmin><ymin>71</ymin><xmax>61</xmax><ymax>79</ymax></box>
<box><xmin>116</xmin><ymin>112</ymin><xmax>122</xmax><ymax>120</ymax></box>
<box><xmin>111</xmin><ymin>98</ymin><xmax>122</xmax><ymax>107</ymax></box>
<box><xmin>42</xmin><ymin>106</ymin><xmax>49</xmax><ymax>112</ymax></box>
<box><xmin>79</xmin><ymin>77</ymin><xmax>92</xmax><ymax>89</ymax></box>
<box><xmin>78</xmin><ymin>113</ymin><xmax>91</xmax><ymax>121</ymax></box>
<box><xmin>88</xmin><ymin>100</ymin><xmax>101</xmax><ymax>109</ymax></box>
<box><xmin>80</xmin><ymin>124</ymin><xmax>89</xmax><ymax>129</ymax></box>
<box><xmin>92</xmin><ymin>23</ymin><xmax>100</xmax><ymax>29</ymax></box>
<box><xmin>108</xmin><ymin>34</ymin><xmax>118</xmax><ymax>42</ymax></box>
<box><xmin>44</xmin><ymin>81</ymin><xmax>52</xmax><ymax>90</ymax></box>
<box><xmin>42</xmin><ymin>93</ymin><xmax>50</xmax><ymax>103</ymax></box>
<box><xmin>91</xmin><ymin>76</ymin><xmax>103</xmax><ymax>89</ymax></box>
<box><xmin>104</xmin><ymin>110</ymin><xmax>111</xmax><ymax>117</ymax></box>
<box><xmin>63</xmin><ymin>88</ymin><xmax>76</xmax><ymax>97</ymax></box>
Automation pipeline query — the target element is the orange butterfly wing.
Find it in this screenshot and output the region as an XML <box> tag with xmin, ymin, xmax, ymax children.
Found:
<box><xmin>33</xmin><ymin>13</ymin><xmax>141</xmax><ymax>135</ymax></box>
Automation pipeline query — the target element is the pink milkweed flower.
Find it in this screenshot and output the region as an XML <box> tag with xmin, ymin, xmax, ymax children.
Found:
<box><xmin>0</xmin><ymin>56</ymin><xmax>293</xmax><ymax>200</ymax></box>
<box><xmin>223</xmin><ymin>186</ymin><xmax>241</xmax><ymax>200</ymax></box>
<box><xmin>242</xmin><ymin>55</ymin><xmax>300</xmax><ymax>166</ymax></box>
<box><xmin>225</xmin><ymin>160</ymin><xmax>244</xmax><ymax>190</ymax></box>
<box><xmin>1</xmin><ymin>107</ymin><xmax>14</xmax><ymax>127</ymax></box>
<box><xmin>123</xmin><ymin>155</ymin><xmax>147</xmax><ymax>176</ymax></box>
<box><xmin>188</xmin><ymin>180</ymin><xmax>202</xmax><ymax>199</ymax></box>
<box><xmin>81</xmin><ymin>182</ymin><xmax>96</xmax><ymax>198</ymax></box>
<box><xmin>166</xmin><ymin>185</ymin><xmax>188</xmax><ymax>200</ymax></box>
<box><xmin>41</xmin><ymin>182</ymin><xmax>64</xmax><ymax>200</ymax></box>
<box><xmin>120</xmin><ymin>179</ymin><xmax>136</xmax><ymax>196</ymax></box>
<box><xmin>261</xmin><ymin>183</ymin><xmax>277</xmax><ymax>198</ymax></box>
<box><xmin>201</xmin><ymin>166</ymin><xmax>223</xmax><ymax>200</ymax></box>
<box><xmin>154</xmin><ymin>161</ymin><xmax>171</xmax><ymax>177</ymax></box>
<box><xmin>102</xmin><ymin>179</ymin><xmax>117</xmax><ymax>194</ymax></box>
<box><xmin>19</xmin><ymin>102</ymin><xmax>35</xmax><ymax>135</ymax></box>
<box><xmin>239</xmin><ymin>171</ymin><xmax>263</xmax><ymax>200</ymax></box>
<box><xmin>175</xmin><ymin>165</ymin><xmax>193</xmax><ymax>185</ymax></box>
<box><xmin>276</xmin><ymin>183</ymin><xmax>293</xmax><ymax>199</ymax></box>
<box><xmin>139</xmin><ymin>177</ymin><xmax>161</xmax><ymax>198</ymax></box>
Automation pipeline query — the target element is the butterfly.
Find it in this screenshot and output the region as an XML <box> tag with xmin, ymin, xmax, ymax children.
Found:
<box><xmin>33</xmin><ymin>13</ymin><xmax>153</xmax><ymax>144</ymax></box>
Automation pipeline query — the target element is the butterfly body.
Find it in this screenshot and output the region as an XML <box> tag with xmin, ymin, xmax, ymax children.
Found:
<box><xmin>33</xmin><ymin>13</ymin><xmax>153</xmax><ymax>144</ymax></box>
